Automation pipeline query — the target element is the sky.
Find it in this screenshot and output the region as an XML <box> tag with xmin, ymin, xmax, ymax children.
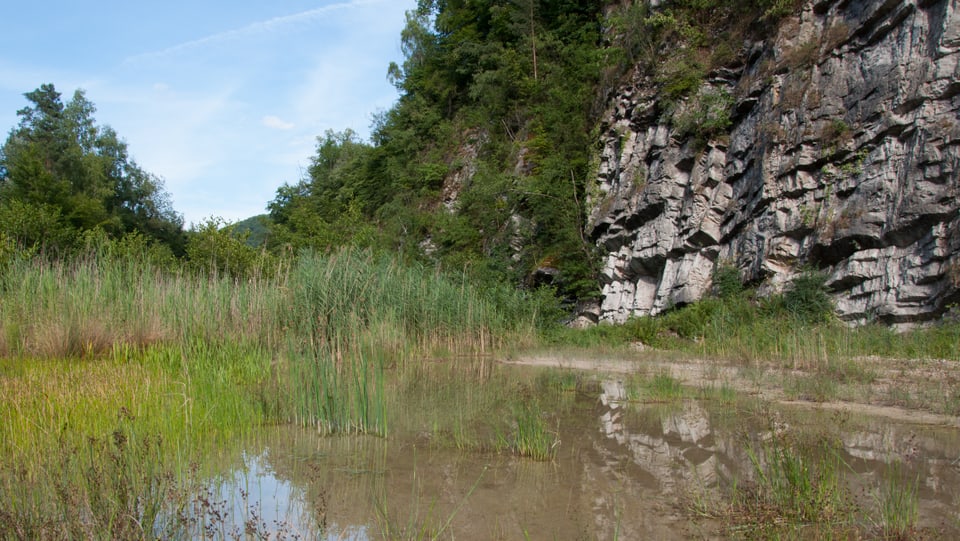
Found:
<box><xmin>0</xmin><ymin>0</ymin><xmax>417</xmax><ymax>226</ymax></box>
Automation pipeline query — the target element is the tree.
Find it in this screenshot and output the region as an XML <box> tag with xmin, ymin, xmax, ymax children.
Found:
<box><xmin>267</xmin><ymin>130</ymin><xmax>380</xmax><ymax>251</ymax></box>
<box><xmin>0</xmin><ymin>84</ymin><xmax>184</xmax><ymax>253</ymax></box>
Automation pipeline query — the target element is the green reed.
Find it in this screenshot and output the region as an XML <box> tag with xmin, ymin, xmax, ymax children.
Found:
<box><xmin>278</xmin><ymin>248</ymin><xmax>541</xmax><ymax>435</ymax></box>
<box><xmin>285</xmin><ymin>249</ymin><xmax>539</xmax><ymax>355</ymax></box>
<box><xmin>0</xmin><ymin>252</ymin><xmax>286</xmax><ymax>359</ymax></box>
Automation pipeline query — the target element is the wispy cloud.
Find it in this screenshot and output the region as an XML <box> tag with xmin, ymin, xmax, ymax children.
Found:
<box><xmin>262</xmin><ymin>115</ymin><xmax>294</xmax><ymax>130</ymax></box>
<box><xmin>124</xmin><ymin>0</ymin><xmax>387</xmax><ymax>65</ymax></box>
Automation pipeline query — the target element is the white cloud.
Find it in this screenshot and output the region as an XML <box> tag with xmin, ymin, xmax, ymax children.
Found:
<box><xmin>262</xmin><ymin>115</ymin><xmax>294</xmax><ymax>130</ymax></box>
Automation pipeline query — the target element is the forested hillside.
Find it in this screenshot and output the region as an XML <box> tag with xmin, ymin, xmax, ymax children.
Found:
<box><xmin>265</xmin><ymin>0</ymin><xmax>799</xmax><ymax>303</ymax></box>
<box><xmin>268</xmin><ymin>0</ymin><xmax>604</xmax><ymax>299</ymax></box>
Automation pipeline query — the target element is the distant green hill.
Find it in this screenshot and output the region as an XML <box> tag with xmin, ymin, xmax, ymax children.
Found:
<box><xmin>230</xmin><ymin>215</ymin><xmax>271</xmax><ymax>248</ymax></box>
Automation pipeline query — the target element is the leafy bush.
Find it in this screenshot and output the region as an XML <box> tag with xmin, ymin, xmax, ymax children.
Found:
<box><xmin>782</xmin><ymin>270</ymin><xmax>833</xmax><ymax>323</ymax></box>
<box><xmin>186</xmin><ymin>217</ymin><xmax>279</xmax><ymax>280</ymax></box>
<box><xmin>672</xmin><ymin>87</ymin><xmax>733</xmax><ymax>143</ymax></box>
<box><xmin>0</xmin><ymin>199</ymin><xmax>75</xmax><ymax>252</ymax></box>
<box><xmin>712</xmin><ymin>262</ymin><xmax>744</xmax><ymax>299</ymax></box>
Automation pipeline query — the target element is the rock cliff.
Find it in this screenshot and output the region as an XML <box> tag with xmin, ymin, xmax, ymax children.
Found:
<box><xmin>587</xmin><ymin>0</ymin><xmax>960</xmax><ymax>325</ymax></box>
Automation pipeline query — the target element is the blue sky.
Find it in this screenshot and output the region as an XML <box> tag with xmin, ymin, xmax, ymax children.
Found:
<box><xmin>0</xmin><ymin>0</ymin><xmax>417</xmax><ymax>226</ymax></box>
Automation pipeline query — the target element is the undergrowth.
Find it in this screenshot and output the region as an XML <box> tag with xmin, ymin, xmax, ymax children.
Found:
<box><xmin>546</xmin><ymin>273</ymin><xmax>960</xmax><ymax>366</ymax></box>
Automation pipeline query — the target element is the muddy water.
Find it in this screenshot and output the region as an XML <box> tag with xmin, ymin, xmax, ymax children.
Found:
<box><xmin>208</xmin><ymin>377</ymin><xmax>960</xmax><ymax>539</ymax></box>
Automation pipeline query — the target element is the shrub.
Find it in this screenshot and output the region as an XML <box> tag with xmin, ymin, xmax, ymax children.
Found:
<box><xmin>783</xmin><ymin>270</ymin><xmax>833</xmax><ymax>323</ymax></box>
<box><xmin>712</xmin><ymin>262</ymin><xmax>744</xmax><ymax>299</ymax></box>
<box><xmin>672</xmin><ymin>87</ymin><xmax>733</xmax><ymax>143</ymax></box>
<box><xmin>186</xmin><ymin>217</ymin><xmax>278</xmax><ymax>280</ymax></box>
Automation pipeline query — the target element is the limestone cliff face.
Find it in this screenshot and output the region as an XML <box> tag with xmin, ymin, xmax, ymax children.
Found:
<box><xmin>587</xmin><ymin>0</ymin><xmax>960</xmax><ymax>325</ymax></box>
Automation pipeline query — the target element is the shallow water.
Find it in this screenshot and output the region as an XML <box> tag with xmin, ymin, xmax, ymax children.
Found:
<box><xmin>203</xmin><ymin>376</ymin><xmax>960</xmax><ymax>539</ymax></box>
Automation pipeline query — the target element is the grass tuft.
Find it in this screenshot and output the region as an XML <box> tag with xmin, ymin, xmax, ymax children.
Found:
<box><xmin>511</xmin><ymin>400</ymin><xmax>559</xmax><ymax>461</ymax></box>
<box><xmin>873</xmin><ymin>461</ymin><xmax>920</xmax><ymax>540</ymax></box>
<box><xmin>728</xmin><ymin>431</ymin><xmax>855</xmax><ymax>538</ymax></box>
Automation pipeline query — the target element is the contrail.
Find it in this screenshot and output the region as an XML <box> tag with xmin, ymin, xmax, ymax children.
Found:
<box><xmin>124</xmin><ymin>0</ymin><xmax>386</xmax><ymax>64</ymax></box>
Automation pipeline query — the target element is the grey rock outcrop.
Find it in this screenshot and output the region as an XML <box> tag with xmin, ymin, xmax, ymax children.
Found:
<box><xmin>588</xmin><ymin>0</ymin><xmax>960</xmax><ymax>324</ymax></box>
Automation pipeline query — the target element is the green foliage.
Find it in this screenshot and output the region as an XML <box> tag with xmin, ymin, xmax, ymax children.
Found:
<box><xmin>711</xmin><ymin>261</ymin><xmax>744</xmax><ymax>299</ymax></box>
<box><xmin>270</xmin><ymin>247</ymin><xmax>550</xmax><ymax>434</ymax></box>
<box><xmin>80</xmin><ymin>228</ymin><xmax>178</xmax><ymax>270</ymax></box>
<box><xmin>672</xmin><ymin>87</ymin><xmax>733</xmax><ymax>143</ymax></box>
<box><xmin>605</xmin><ymin>0</ymin><xmax>799</xmax><ymax>98</ymax></box>
<box><xmin>228</xmin><ymin>214</ymin><xmax>271</xmax><ymax>248</ymax></box>
<box><xmin>0</xmin><ymin>419</ymin><xmax>176</xmax><ymax>540</ymax></box>
<box><xmin>265</xmin><ymin>1</ymin><xmax>608</xmax><ymax>302</ymax></box>
<box><xmin>658</xmin><ymin>55</ymin><xmax>707</xmax><ymax>102</ymax></box>
<box><xmin>634</xmin><ymin>371</ymin><xmax>685</xmax><ymax>401</ymax></box>
<box><xmin>0</xmin><ymin>84</ymin><xmax>185</xmax><ymax>254</ymax></box>
<box><xmin>186</xmin><ymin>217</ymin><xmax>279</xmax><ymax>280</ymax></box>
<box><xmin>284</xmin><ymin>248</ymin><xmax>542</xmax><ymax>351</ymax></box>
<box><xmin>511</xmin><ymin>399</ymin><xmax>558</xmax><ymax>461</ymax></box>
<box><xmin>0</xmin><ymin>198</ymin><xmax>74</xmax><ymax>251</ymax></box>
<box><xmin>760</xmin><ymin>0</ymin><xmax>803</xmax><ymax>20</ymax></box>
<box><xmin>783</xmin><ymin>270</ymin><xmax>833</xmax><ymax>324</ymax></box>
<box><xmin>822</xmin><ymin>119</ymin><xmax>852</xmax><ymax>144</ymax></box>
<box><xmin>784</xmin><ymin>372</ymin><xmax>839</xmax><ymax>401</ymax></box>
<box><xmin>874</xmin><ymin>461</ymin><xmax>920</xmax><ymax>539</ymax></box>
<box><xmin>733</xmin><ymin>433</ymin><xmax>852</xmax><ymax>537</ymax></box>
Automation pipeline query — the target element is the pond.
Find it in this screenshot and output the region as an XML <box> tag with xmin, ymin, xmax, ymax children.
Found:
<box><xmin>194</xmin><ymin>370</ymin><xmax>960</xmax><ymax>539</ymax></box>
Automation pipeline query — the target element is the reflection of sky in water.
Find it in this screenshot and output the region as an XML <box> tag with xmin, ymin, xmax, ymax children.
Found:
<box><xmin>214</xmin><ymin>452</ymin><xmax>372</xmax><ymax>540</ymax></box>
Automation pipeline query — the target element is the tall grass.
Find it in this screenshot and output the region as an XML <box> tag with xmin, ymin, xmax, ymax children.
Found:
<box><xmin>510</xmin><ymin>400</ymin><xmax>559</xmax><ymax>461</ymax></box>
<box><xmin>278</xmin><ymin>248</ymin><xmax>543</xmax><ymax>434</ymax></box>
<box><xmin>285</xmin><ymin>249</ymin><xmax>539</xmax><ymax>355</ymax></box>
<box><xmin>0</xmin><ymin>252</ymin><xmax>285</xmax><ymax>359</ymax></box>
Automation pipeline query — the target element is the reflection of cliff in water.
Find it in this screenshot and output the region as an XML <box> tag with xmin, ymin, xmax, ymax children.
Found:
<box><xmin>208</xmin><ymin>380</ymin><xmax>960</xmax><ymax>539</ymax></box>
<box><xmin>593</xmin><ymin>380</ymin><xmax>960</xmax><ymax>535</ymax></box>
<box><xmin>596</xmin><ymin>383</ymin><xmax>720</xmax><ymax>496</ymax></box>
